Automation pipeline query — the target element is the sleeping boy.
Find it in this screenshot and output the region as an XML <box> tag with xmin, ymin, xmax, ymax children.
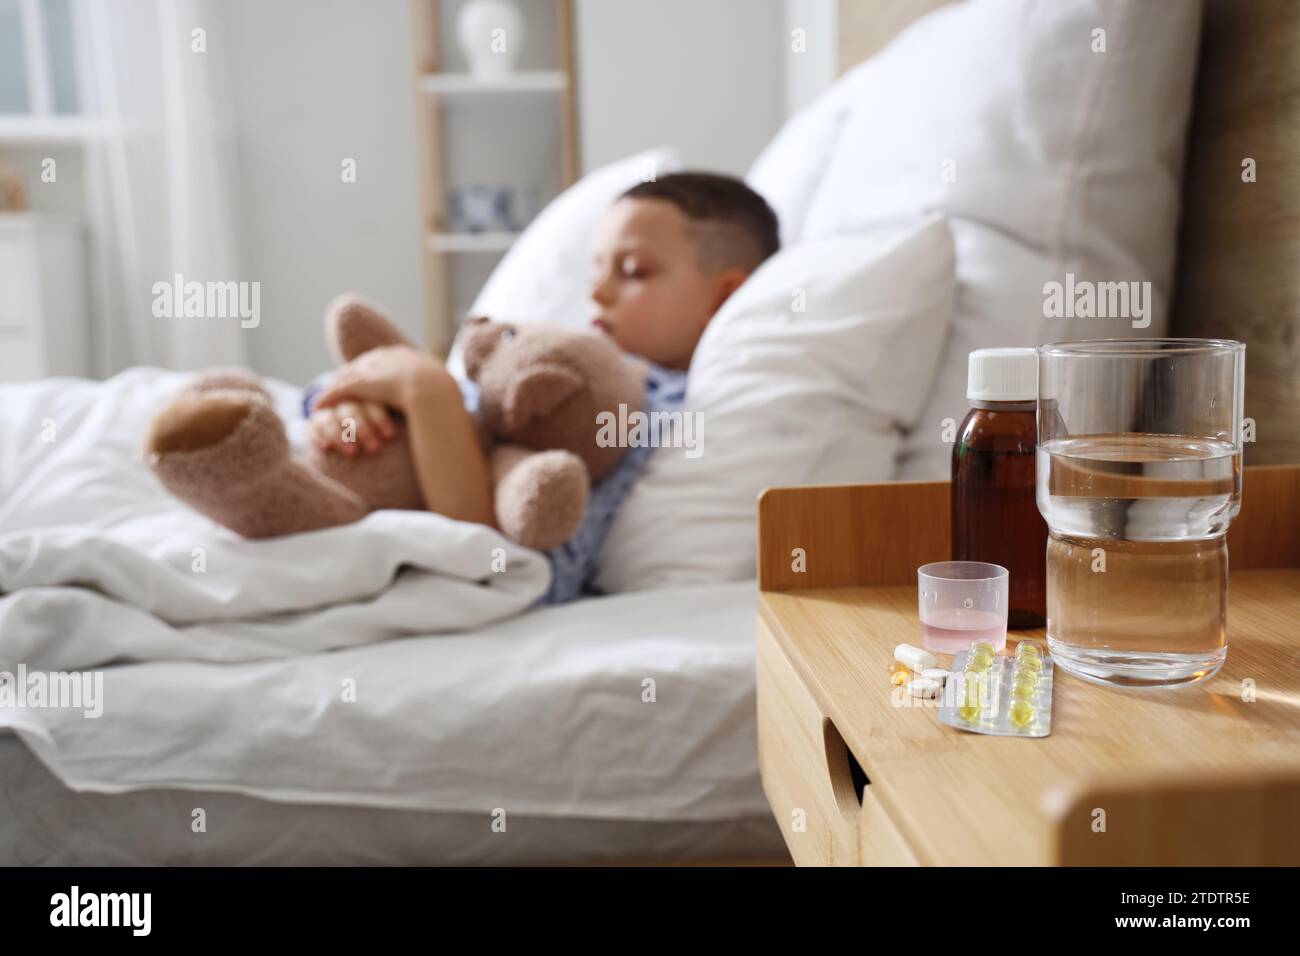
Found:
<box><xmin>308</xmin><ymin>172</ymin><xmax>779</xmax><ymax>602</ymax></box>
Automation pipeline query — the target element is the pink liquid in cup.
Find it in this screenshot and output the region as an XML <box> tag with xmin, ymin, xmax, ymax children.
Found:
<box><xmin>920</xmin><ymin>608</ymin><xmax>1007</xmax><ymax>654</ymax></box>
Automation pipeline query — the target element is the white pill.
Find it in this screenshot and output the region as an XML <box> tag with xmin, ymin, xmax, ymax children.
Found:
<box><xmin>922</xmin><ymin>668</ymin><xmax>950</xmax><ymax>684</ymax></box>
<box><xmin>894</xmin><ymin>643</ymin><xmax>937</xmax><ymax>673</ymax></box>
<box><xmin>907</xmin><ymin>678</ymin><xmax>941</xmax><ymax>699</ymax></box>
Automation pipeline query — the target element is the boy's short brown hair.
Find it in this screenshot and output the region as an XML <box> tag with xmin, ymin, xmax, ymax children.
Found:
<box><xmin>620</xmin><ymin>172</ymin><xmax>780</xmax><ymax>273</ymax></box>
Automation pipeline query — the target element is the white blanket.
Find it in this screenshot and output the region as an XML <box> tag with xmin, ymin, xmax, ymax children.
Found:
<box><xmin>0</xmin><ymin>368</ymin><xmax>552</xmax><ymax>671</ymax></box>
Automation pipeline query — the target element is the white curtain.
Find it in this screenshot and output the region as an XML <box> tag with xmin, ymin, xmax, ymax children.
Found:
<box><xmin>74</xmin><ymin>0</ymin><xmax>247</xmax><ymax>374</ymax></box>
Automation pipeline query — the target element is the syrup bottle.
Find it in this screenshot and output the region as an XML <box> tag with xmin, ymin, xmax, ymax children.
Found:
<box><xmin>951</xmin><ymin>348</ymin><xmax>1047</xmax><ymax>629</ymax></box>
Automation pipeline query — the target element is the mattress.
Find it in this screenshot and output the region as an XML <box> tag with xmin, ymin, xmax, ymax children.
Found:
<box><xmin>1</xmin><ymin>581</ymin><xmax>778</xmax><ymax>863</ymax></box>
<box><xmin>0</xmin><ymin>735</ymin><xmax>785</xmax><ymax>865</ymax></box>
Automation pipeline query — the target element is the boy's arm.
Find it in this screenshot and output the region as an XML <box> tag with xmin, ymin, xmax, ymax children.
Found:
<box><xmin>403</xmin><ymin>367</ymin><xmax>497</xmax><ymax>528</ymax></box>
<box><xmin>314</xmin><ymin>347</ymin><xmax>496</xmax><ymax>528</ymax></box>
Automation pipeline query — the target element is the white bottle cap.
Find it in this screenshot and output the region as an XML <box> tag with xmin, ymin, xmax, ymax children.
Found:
<box><xmin>967</xmin><ymin>348</ymin><xmax>1038</xmax><ymax>402</ymax></box>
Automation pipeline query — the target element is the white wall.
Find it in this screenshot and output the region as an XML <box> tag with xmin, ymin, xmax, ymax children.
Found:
<box><xmin>225</xmin><ymin>0</ymin><xmax>425</xmax><ymax>385</ymax></box>
<box><xmin>785</xmin><ymin>0</ymin><xmax>838</xmax><ymax>115</ymax></box>
<box><xmin>576</xmin><ymin>0</ymin><xmax>786</xmax><ymax>176</ymax></box>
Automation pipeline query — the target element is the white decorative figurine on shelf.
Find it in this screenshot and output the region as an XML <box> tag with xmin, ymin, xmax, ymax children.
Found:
<box><xmin>458</xmin><ymin>0</ymin><xmax>525</xmax><ymax>76</ymax></box>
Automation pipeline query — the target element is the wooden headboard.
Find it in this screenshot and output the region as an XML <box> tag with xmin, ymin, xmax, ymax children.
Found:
<box><xmin>836</xmin><ymin>0</ymin><xmax>1300</xmax><ymax>465</ymax></box>
<box><xmin>835</xmin><ymin>0</ymin><xmax>953</xmax><ymax>71</ymax></box>
<box><xmin>1172</xmin><ymin>1</ymin><xmax>1300</xmax><ymax>465</ymax></box>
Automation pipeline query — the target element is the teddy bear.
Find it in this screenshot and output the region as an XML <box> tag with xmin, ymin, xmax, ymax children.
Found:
<box><xmin>144</xmin><ymin>296</ymin><xmax>646</xmax><ymax>550</ymax></box>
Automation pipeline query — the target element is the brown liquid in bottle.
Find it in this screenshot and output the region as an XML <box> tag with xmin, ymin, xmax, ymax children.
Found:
<box><xmin>951</xmin><ymin>399</ymin><xmax>1047</xmax><ymax>629</ymax></box>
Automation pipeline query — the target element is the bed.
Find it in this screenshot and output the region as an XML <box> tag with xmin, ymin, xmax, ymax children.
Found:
<box><xmin>2</xmin><ymin>0</ymin><xmax>1296</xmax><ymax>866</ymax></box>
<box><xmin>0</xmin><ymin>371</ymin><xmax>781</xmax><ymax>864</ymax></box>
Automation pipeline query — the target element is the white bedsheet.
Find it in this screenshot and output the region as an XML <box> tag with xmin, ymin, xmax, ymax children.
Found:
<box><xmin>0</xmin><ymin>370</ymin><xmax>768</xmax><ymax>822</ymax></box>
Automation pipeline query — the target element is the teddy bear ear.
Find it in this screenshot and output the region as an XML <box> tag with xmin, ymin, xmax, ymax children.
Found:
<box><xmin>460</xmin><ymin>317</ymin><xmax>501</xmax><ymax>380</ymax></box>
<box><xmin>503</xmin><ymin>363</ymin><xmax>583</xmax><ymax>433</ymax></box>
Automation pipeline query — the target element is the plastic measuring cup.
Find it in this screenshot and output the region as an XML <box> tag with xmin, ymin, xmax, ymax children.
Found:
<box><xmin>917</xmin><ymin>561</ymin><xmax>1009</xmax><ymax>654</ymax></box>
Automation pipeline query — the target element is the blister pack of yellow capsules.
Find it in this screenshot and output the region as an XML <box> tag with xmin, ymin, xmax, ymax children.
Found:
<box><xmin>938</xmin><ymin>639</ymin><xmax>1054</xmax><ymax>738</ymax></box>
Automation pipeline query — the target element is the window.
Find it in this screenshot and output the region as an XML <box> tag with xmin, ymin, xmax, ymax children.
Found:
<box><xmin>0</xmin><ymin>0</ymin><xmax>80</xmax><ymax>115</ymax></box>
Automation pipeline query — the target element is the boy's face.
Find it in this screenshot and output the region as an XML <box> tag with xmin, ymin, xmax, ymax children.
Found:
<box><xmin>589</xmin><ymin>197</ymin><xmax>746</xmax><ymax>370</ymax></box>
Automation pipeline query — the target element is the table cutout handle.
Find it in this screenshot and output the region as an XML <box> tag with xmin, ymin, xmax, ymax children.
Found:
<box><xmin>822</xmin><ymin>718</ymin><xmax>869</xmax><ymax>826</ymax></box>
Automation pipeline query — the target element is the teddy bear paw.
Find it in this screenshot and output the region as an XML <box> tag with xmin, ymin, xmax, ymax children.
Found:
<box><xmin>494</xmin><ymin>448</ymin><xmax>590</xmax><ymax>551</ymax></box>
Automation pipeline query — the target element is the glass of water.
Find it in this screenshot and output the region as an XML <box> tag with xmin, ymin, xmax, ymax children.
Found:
<box><xmin>1036</xmin><ymin>339</ymin><xmax>1245</xmax><ymax>688</ymax></box>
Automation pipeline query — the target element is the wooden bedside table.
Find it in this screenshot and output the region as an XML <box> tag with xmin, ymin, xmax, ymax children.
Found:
<box><xmin>755</xmin><ymin>464</ymin><xmax>1300</xmax><ymax>866</ymax></box>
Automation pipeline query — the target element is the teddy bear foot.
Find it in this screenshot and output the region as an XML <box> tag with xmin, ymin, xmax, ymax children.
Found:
<box><xmin>491</xmin><ymin>445</ymin><xmax>590</xmax><ymax>551</ymax></box>
<box><xmin>325</xmin><ymin>293</ymin><xmax>417</xmax><ymax>364</ymax></box>
<box><xmin>146</xmin><ymin>389</ymin><xmax>368</xmax><ymax>538</ymax></box>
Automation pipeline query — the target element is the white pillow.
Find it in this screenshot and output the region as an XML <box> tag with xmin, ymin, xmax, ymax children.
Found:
<box><xmin>468</xmin><ymin>146</ymin><xmax>682</xmax><ymax>330</ymax></box>
<box><xmin>746</xmin><ymin>80</ymin><xmax>851</xmax><ymax>248</ymax></box>
<box><xmin>594</xmin><ymin>215</ymin><xmax>956</xmax><ymax>593</ymax></box>
<box><xmin>796</xmin><ymin>0</ymin><xmax>1202</xmax><ymax>478</ymax></box>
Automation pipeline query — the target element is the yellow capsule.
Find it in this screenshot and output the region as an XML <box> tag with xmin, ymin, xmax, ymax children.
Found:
<box><xmin>970</xmin><ymin>640</ymin><xmax>996</xmax><ymax>659</ymax></box>
<box><xmin>959</xmin><ymin>674</ymin><xmax>983</xmax><ymax>722</ymax></box>
<box><xmin>966</xmin><ymin>651</ymin><xmax>994</xmax><ymax>672</ymax></box>
<box><xmin>1017</xmin><ymin>656</ymin><xmax>1043</xmax><ymax>674</ymax></box>
<box><xmin>1015</xmin><ymin>640</ymin><xmax>1042</xmax><ymax>661</ymax></box>
<box><xmin>1009</xmin><ymin>700</ymin><xmax>1035</xmax><ymax>729</ymax></box>
<box><xmin>1010</xmin><ymin>678</ymin><xmax>1037</xmax><ymax>701</ymax></box>
<box><xmin>1015</xmin><ymin>642</ymin><xmax>1043</xmax><ymax>670</ymax></box>
<box><xmin>1014</xmin><ymin>664</ymin><xmax>1039</xmax><ymax>684</ymax></box>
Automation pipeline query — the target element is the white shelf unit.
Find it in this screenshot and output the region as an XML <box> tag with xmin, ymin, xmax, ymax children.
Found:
<box><xmin>426</xmin><ymin>230</ymin><xmax>522</xmax><ymax>253</ymax></box>
<box><xmin>0</xmin><ymin>213</ymin><xmax>88</xmax><ymax>382</ymax></box>
<box><xmin>409</xmin><ymin>0</ymin><xmax>579</xmax><ymax>355</ymax></box>
<box><xmin>0</xmin><ymin>117</ymin><xmax>111</xmax><ymax>144</ymax></box>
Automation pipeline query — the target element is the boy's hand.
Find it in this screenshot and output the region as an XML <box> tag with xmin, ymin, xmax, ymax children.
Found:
<box><xmin>309</xmin><ymin>401</ymin><xmax>396</xmax><ymax>457</ymax></box>
<box><xmin>314</xmin><ymin>345</ymin><xmax>445</xmax><ymax>413</ymax></box>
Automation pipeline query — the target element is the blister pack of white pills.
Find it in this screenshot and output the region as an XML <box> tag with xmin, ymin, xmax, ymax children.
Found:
<box><xmin>938</xmin><ymin>640</ymin><xmax>1054</xmax><ymax>738</ymax></box>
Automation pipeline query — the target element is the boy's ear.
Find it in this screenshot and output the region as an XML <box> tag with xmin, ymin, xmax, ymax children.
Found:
<box><xmin>711</xmin><ymin>268</ymin><xmax>750</xmax><ymax>314</ymax></box>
